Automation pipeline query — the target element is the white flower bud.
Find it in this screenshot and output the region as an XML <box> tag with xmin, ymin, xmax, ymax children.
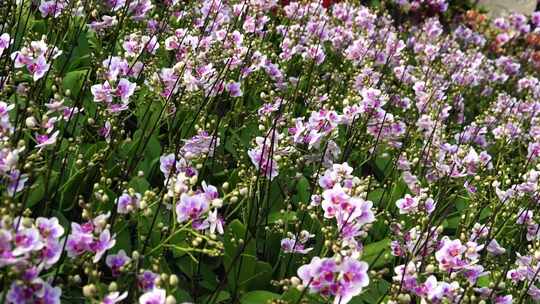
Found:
<box><xmin>169</xmin><ymin>274</ymin><xmax>179</xmax><ymax>286</ymax></box>
<box><xmin>25</xmin><ymin>116</ymin><xmax>38</xmax><ymax>128</ymax></box>
<box><xmin>165</xmin><ymin>295</ymin><xmax>176</xmax><ymax>304</ymax></box>
<box><xmin>82</xmin><ymin>284</ymin><xmax>96</xmax><ymax>297</ymax></box>
<box><xmin>239</xmin><ymin>187</ymin><xmax>248</xmax><ymax>196</ymax></box>
<box><xmin>290</xmin><ymin>276</ymin><xmax>301</xmax><ymax>287</ymax></box>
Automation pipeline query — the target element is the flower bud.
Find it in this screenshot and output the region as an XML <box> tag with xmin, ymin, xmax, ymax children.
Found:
<box><xmin>82</xmin><ymin>284</ymin><xmax>96</xmax><ymax>298</ymax></box>
<box><xmin>169</xmin><ymin>274</ymin><xmax>179</xmax><ymax>286</ymax></box>
<box><xmin>166</xmin><ymin>295</ymin><xmax>176</xmax><ymax>304</ymax></box>
<box><xmin>239</xmin><ymin>187</ymin><xmax>248</xmax><ymax>196</ymax></box>
<box><xmin>290</xmin><ymin>276</ymin><xmax>300</xmax><ymax>287</ymax></box>
<box><xmin>25</xmin><ymin>116</ymin><xmax>38</xmax><ymax>128</ymax></box>
<box><xmin>398</xmin><ymin>294</ymin><xmax>411</xmax><ymax>304</ymax></box>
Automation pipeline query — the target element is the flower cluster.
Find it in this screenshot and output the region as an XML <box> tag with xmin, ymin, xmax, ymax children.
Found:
<box><xmin>298</xmin><ymin>256</ymin><xmax>369</xmax><ymax>304</ymax></box>
<box><xmin>0</xmin><ymin>217</ymin><xmax>64</xmax><ymax>304</ymax></box>
<box><xmin>66</xmin><ymin>213</ymin><xmax>116</xmax><ymax>263</ymax></box>
<box><xmin>11</xmin><ymin>38</ymin><xmax>61</xmax><ymax>81</ymax></box>
<box><xmin>6</xmin><ymin>0</ymin><xmax>540</xmax><ymax>303</ymax></box>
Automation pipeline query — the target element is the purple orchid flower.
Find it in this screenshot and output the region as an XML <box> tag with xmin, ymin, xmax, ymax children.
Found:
<box><xmin>90</xmin><ymin>229</ymin><xmax>116</xmax><ymax>263</ymax></box>
<box><xmin>138</xmin><ymin>270</ymin><xmax>158</xmax><ymax>292</ymax></box>
<box><xmin>116</xmin><ymin>78</ymin><xmax>136</xmax><ymax>102</ymax></box>
<box><xmin>106</xmin><ymin>249</ymin><xmax>131</xmax><ymax>277</ymax></box>
<box><xmin>103</xmin><ymin>291</ymin><xmax>128</xmax><ymax>304</ymax></box>
<box><xmin>176</xmin><ymin>193</ymin><xmax>210</xmax><ymax>223</ymax></box>
<box><xmin>12</xmin><ymin>227</ymin><xmax>44</xmax><ymax>256</ymax></box>
<box><xmin>36</xmin><ymin>217</ymin><xmax>64</xmax><ymax>240</ymax></box>
<box><xmin>139</xmin><ymin>288</ymin><xmax>166</xmax><ymax>304</ymax></box>
<box><xmin>225</xmin><ymin>81</ymin><xmax>242</xmax><ymax>97</ymax></box>
<box><xmin>91</xmin><ymin>81</ymin><xmax>114</xmax><ymax>103</ymax></box>
<box><xmin>27</xmin><ymin>55</ymin><xmax>50</xmax><ymax>81</ymax></box>
<box><xmin>116</xmin><ymin>192</ymin><xmax>141</xmax><ymax>214</ymax></box>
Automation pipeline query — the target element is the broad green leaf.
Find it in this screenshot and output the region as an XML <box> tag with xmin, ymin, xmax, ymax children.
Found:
<box><xmin>267</xmin><ymin>211</ymin><xmax>297</xmax><ymax>224</ymax></box>
<box><xmin>200</xmin><ymin>291</ymin><xmax>230</xmax><ymax>304</ymax></box>
<box><xmin>296</xmin><ymin>176</ymin><xmax>310</xmax><ymax>203</ymax></box>
<box><xmin>63</xmin><ymin>70</ymin><xmax>88</xmax><ymax>97</ymax></box>
<box><xmin>59</xmin><ymin>169</ymin><xmax>87</xmax><ymax>210</ymax></box>
<box><xmin>129</xmin><ymin>176</ymin><xmax>150</xmax><ymax>193</ymax></box>
<box><xmin>373</xmin><ymin>153</ymin><xmax>392</xmax><ymax>180</ymax></box>
<box><xmin>246</xmin><ymin>261</ymin><xmax>273</xmax><ymax>290</ymax></box>
<box><xmin>477</xmin><ymin>275</ymin><xmax>491</xmax><ymax>287</ymax></box>
<box><xmin>362</xmin><ymin>238</ymin><xmax>393</xmax><ymax>269</ymax></box>
<box><xmin>281</xmin><ymin>288</ymin><xmax>323</xmax><ymax>304</ymax></box>
<box><xmin>223</xmin><ymin>220</ymin><xmax>258</xmax><ymax>293</ymax></box>
<box><xmin>115</xmin><ymin>228</ymin><xmax>132</xmax><ymax>253</ymax></box>
<box><xmin>240</xmin><ymin>291</ymin><xmax>280</xmax><ymax>304</ymax></box>
<box><xmin>351</xmin><ymin>279</ymin><xmax>390</xmax><ymax>303</ymax></box>
<box><xmin>27</xmin><ymin>172</ymin><xmax>58</xmax><ymax>207</ymax></box>
<box><xmin>176</xmin><ymin>255</ymin><xmax>218</xmax><ymax>290</ymax></box>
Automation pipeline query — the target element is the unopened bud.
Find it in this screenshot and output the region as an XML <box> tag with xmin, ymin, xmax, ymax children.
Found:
<box><xmin>169</xmin><ymin>274</ymin><xmax>179</xmax><ymax>286</ymax></box>
<box><xmin>166</xmin><ymin>295</ymin><xmax>176</xmax><ymax>304</ymax></box>
<box><xmin>82</xmin><ymin>284</ymin><xmax>96</xmax><ymax>298</ymax></box>
<box><xmin>25</xmin><ymin>116</ymin><xmax>37</xmax><ymax>128</ymax></box>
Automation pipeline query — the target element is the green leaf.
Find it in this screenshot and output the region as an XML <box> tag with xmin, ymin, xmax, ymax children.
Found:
<box><xmin>296</xmin><ymin>176</ymin><xmax>310</xmax><ymax>203</ymax></box>
<box><xmin>223</xmin><ymin>220</ymin><xmax>258</xmax><ymax>293</ymax></box>
<box><xmin>267</xmin><ymin>211</ymin><xmax>297</xmax><ymax>224</ymax></box>
<box><xmin>32</xmin><ymin>20</ymin><xmax>46</xmax><ymax>33</ymax></box>
<box><xmin>444</xmin><ymin>215</ymin><xmax>460</xmax><ymax>230</ymax></box>
<box><xmin>280</xmin><ymin>289</ymin><xmax>303</xmax><ymax>303</ymax></box>
<box><xmin>455</xmin><ymin>195</ymin><xmax>469</xmax><ymax>211</ymax></box>
<box><xmin>59</xmin><ymin>168</ymin><xmax>90</xmax><ymax>211</ymax></box>
<box><xmin>362</xmin><ymin>238</ymin><xmax>393</xmax><ymax>269</ymax></box>
<box><xmin>135</xmin><ymin>133</ymin><xmax>161</xmax><ymax>175</ymax></box>
<box><xmin>280</xmin><ymin>288</ymin><xmax>322</xmax><ymax>304</ymax></box>
<box><xmin>479</xmin><ymin>207</ymin><xmax>491</xmax><ymax>221</ymax></box>
<box><xmin>115</xmin><ymin>228</ymin><xmax>132</xmax><ymax>253</ymax></box>
<box><xmin>63</xmin><ymin>70</ymin><xmax>88</xmax><ymax>97</ymax></box>
<box><xmin>27</xmin><ymin>172</ymin><xmax>59</xmax><ymax>207</ymax></box>
<box><xmin>351</xmin><ymin>279</ymin><xmax>390</xmax><ymax>303</ymax></box>
<box><xmin>129</xmin><ymin>177</ymin><xmax>150</xmax><ymax>193</ymax></box>
<box><xmin>246</xmin><ymin>261</ymin><xmax>273</xmax><ymax>290</ymax></box>
<box><xmin>176</xmin><ymin>255</ymin><xmax>218</xmax><ymax>290</ymax></box>
<box><xmin>66</xmin><ymin>31</ymin><xmax>92</xmax><ymax>70</ymax></box>
<box><xmin>201</xmin><ymin>291</ymin><xmax>230</xmax><ymax>304</ymax></box>
<box><xmin>367</xmin><ymin>188</ymin><xmax>384</xmax><ymax>204</ymax></box>
<box><xmin>477</xmin><ymin>275</ymin><xmax>490</xmax><ymax>287</ymax></box>
<box><xmin>373</xmin><ymin>153</ymin><xmax>392</xmax><ymax>180</ymax></box>
<box><xmin>26</xmin><ymin>178</ymin><xmax>46</xmax><ymax>208</ymax></box>
<box><xmin>174</xmin><ymin>289</ymin><xmax>192</xmax><ymax>303</ymax></box>
<box><xmin>240</xmin><ymin>291</ymin><xmax>280</xmax><ymax>304</ymax></box>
